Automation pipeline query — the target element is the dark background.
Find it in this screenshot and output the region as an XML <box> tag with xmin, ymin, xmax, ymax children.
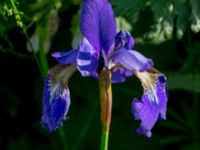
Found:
<box><xmin>0</xmin><ymin>0</ymin><xmax>200</xmax><ymax>149</ymax></box>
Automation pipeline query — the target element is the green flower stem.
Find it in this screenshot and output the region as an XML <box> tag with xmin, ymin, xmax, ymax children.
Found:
<box><xmin>99</xmin><ymin>69</ymin><xmax>112</xmax><ymax>150</ymax></box>
<box><xmin>101</xmin><ymin>130</ymin><xmax>109</xmax><ymax>150</ymax></box>
<box><xmin>38</xmin><ymin>25</ymin><xmax>49</xmax><ymax>78</ymax></box>
<box><xmin>59</xmin><ymin>128</ymin><xmax>68</xmax><ymax>150</ymax></box>
<box><xmin>25</xmin><ymin>32</ymin><xmax>45</xmax><ymax>77</ymax></box>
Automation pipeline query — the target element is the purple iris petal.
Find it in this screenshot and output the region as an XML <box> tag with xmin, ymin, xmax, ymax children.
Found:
<box><xmin>111</xmin><ymin>68</ymin><xmax>133</xmax><ymax>83</ymax></box>
<box><xmin>132</xmin><ymin>97</ymin><xmax>159</xmax><ymax>138</ymax></box>
<box><xmin>76</xmin><ymin>38</ymin><xmax>99</xmax><ymax>76</ymax></box>
<box><xmin>109</xmin><ymin>49</ymin><xmax>153</xmax><ymax>72</ymax></box>
<box><xmin>42</xmin><ymin>75</ymin><xmax>70</xmax><ymax>132</ymax></box>
<box><xmin>41</xmin><ymin>65</ymin><xmax>75</xmax><ymax>132</ymax></box>
<box><xmin>80</xmin><ymin>0</ymin><xmax>116</xmax><ymax>53</ymax></box>
<box><xmin>52</xmin><ymin>50</ymin><xmax>78</xmax><ymax>64</ymax></box>
<box><xmin>132</xmin><ymin>72</ymin><xmax>168</xmax><ymax>137</ymax></box>
<box><xmin>115</xmin><ymin>30</ymin><xmax>135</xmax><ymax>50</ymax></box>
<box><xmin>157</xmin><ymin>75</ymin><xmax>168</xmax><ymax>119</ymax></box>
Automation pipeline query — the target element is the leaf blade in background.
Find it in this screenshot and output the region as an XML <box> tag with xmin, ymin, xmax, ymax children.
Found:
<box><xmin>168</xmin><ymin>74</ymin><xmax>200</xmax><ymax>93</ymax></box>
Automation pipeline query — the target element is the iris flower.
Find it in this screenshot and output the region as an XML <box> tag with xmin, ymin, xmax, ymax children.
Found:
<box><xmin>41</xmin><ymin>0</ymin><xmax>168</xmax><ymax>138</ymax></box>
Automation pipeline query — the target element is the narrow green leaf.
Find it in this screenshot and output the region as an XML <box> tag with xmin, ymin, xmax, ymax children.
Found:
<box><xmin>168</xmin><ymin>74</ymin><xmax>200</xmax><ymax>92</ymax></box>
<box><xmin>160</xmin><ymin>120</ymin><xmax>190</xmax><ymax>134</ymax></box>
<box><xmin>160</xmin><ymin>135</ymin><xmax>189</xmax><ymax>145</ymax></box>
<box><xmin>167</xmin><ymin>107</ymin><xmax>189</xmax><ymax>128</ymax></box>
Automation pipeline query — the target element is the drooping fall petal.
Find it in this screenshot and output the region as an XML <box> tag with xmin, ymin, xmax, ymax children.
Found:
<box><xmin>132</xmin><ymin>69</ymin><xmax>168</xmax><ymax>137</ymax></box>
<box><xmin>41</xmin><ymin>65</ymin><xmax>76</xmax><ymax>132</ymax></box>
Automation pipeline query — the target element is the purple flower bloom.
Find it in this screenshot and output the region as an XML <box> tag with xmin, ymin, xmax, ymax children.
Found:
<box><xmin>41</xmin><ymin>0</ymin><xmax>168</xmax><ymax>137</ymax></box>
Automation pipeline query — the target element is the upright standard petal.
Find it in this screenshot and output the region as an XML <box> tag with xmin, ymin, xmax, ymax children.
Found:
<box><xmin>108</xmin><ymin>49</ymin><xmax>153</xmax><ymax>72</ymax></box>
<box><xmin>52</xmin><ymin>50</ymin><xmax>78</xmax><ymax>64</ymax></box>
<box><xmin>115</xmin><ymin>30</ymin><xmax>135</xmax><ymax>50</ymax></box>
<box><xmin>76</xmin><ymin>38</ymin><xmax>99</xmax><ymax>76</ymax></box>
<box><xmin>41</xmin><ymin>64</ymin><xmax>76</xmax><ymax>132</ymax></box>
<box><xmin>132</xmin><ymin>68</ymin><xmax>168</xmax><ymax>137</ymax></box>
<box><xmin>80</xmin><ymin>0</ymin><xmax>116</xmax><ymax>52</ymax></box>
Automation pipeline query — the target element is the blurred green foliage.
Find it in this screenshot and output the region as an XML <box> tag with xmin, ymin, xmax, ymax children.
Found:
<box><xmin>0</xmin><ymin>0</ymin><xmax>200</xmax><ymax>150</ymax></box>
